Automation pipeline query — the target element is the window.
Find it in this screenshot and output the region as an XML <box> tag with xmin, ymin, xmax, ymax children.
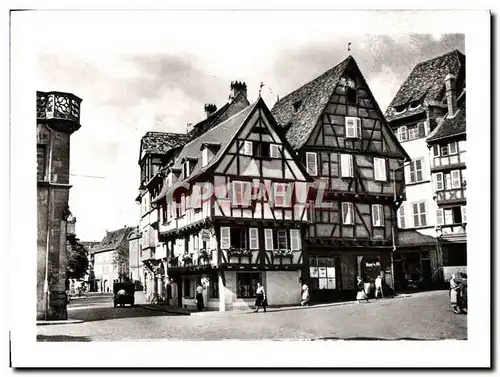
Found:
<box><xmin>37</xmin><ymin>145</ymin><xmax>46</xmax><ymax>181</ymax></box>
<box><xmin>398</xmin><ymin>205</ymin><xmax>406</xmax><ymax>228</ymax></box>
<box><xmin>161</xmin><ymin>203</ymin><xmax>168</xmax><ymax>224</ymax></box>
<box><xmin>273</xmin><ymin>183</ymin><xmax>289</xmax><ymax>207</ymax></box>
<box><xmin>432</xmin><ymin>145</ymin><xmax>440</xmax><ymax>157</ymax></box>
<box><xmin>232</xmin><ymin>181</ymin><xmax>251</xmax><ymax>206</ymax></box>
<box><xmin>242</xmin><ymin>140</ymin><xmax>253</xmax><ymax>156</ymax></box>
<box><xmin>257</xmin><ymin>142</ymin><xmax>270</xmax><ymax>158</ymax></box>
<box><xmin>209</xmin><ymin>275</ymin><xmax>219</xmax><ymax>299</ymax></box>
<box><xmin>306</xmin><ymin>152</ymin><xmax>318</xmax><ymax>176</ymax></box>
<box><xmin>290</xmin><ymin>229</ymin><xmax>301</xmax><ymax>250</ymax></box>
<box><xmin>293</xmin><ymin>100</ymin><xmax>302</xmax><ymax>112</ymax></box>
<box><xmin>202</xmin><ymin>147</ymin><xmax>209</xmax><ymax>167</ymax></box>
<box><xmin>398</xmin><ymin>126</ymin><xmax>408</xmax><ymax>142</ymax></box>
<box><xmin>309</xmin><ymin>256</ymin><xmax>336</xmax><ymax>290</ymax></box>
<box><xmin>372</xmin><ymin>204</ymin><xmax>384</xmax><ymax>227</ymax></box>
<box><xmin>345</xmin><ymin>117</ymin><xmax>361</xmax><ymax>138</ymax></box>
<box><xmin>451</xmin><ymin>170</ymin><xmax>461</xmax><ymax>189</ymax></box>
<box><xmin>449</xmin><ymin>142</ymin><xmax>457</xmax><ymax>155</ymax></box>
<box><xmin>264</xmin><ymin>229</ymin><xmax>274</xmax><ymax>250</ymax></box>
<box><xmin>412</xmin><ymin>202</ymin><xmax>427</xmax><ymax>227</ymax></box>
<box><xmin>435</xmin><ymin>172</ymin><xmax>444</xmax><ymax>191</ymax></box>
<box><xmin>444</xmin><ymin>209</ymin><xmax>454</xmax><ymax>225</ymax></box>
<box><xmin>236</xmin><ymin>273</ymin><xmax>261</xmax><ymax>298</ymax></box>
<box><xmin>374</xmin><ymin>158</ymin><xmax>386</xmax><ymax>181</ymax></box>
<box><xmin>461</xmin><ymin>206</ymin><xmax>467</xmax><ymax>223</ymax></box>
<box><xmin>340</xmin><ymin>154</ymin><xmax>354</xmax><ymax>178</ymax></box>
<box><xmin>408</xmin><ymin>159</ymin><xmax>423</xmax><ymax>183</ymax></box>
<box><xmin>270</xmin><ymin>144</ymin><xmax>280</xmax><ymax>158</ymax></box>
<box><xmin>342</xmin><ymin>202</ymin><xmax>354</xmax><ymax>225</ymax></box>
<box><xmin>230</xmin><ymin>228</ymin><xmax>248</xmax><ymax>249</ymax></box>
<box><xmin>220</xmin><ymin>227</ymin><xmax>230</xmax><ymax>249</ymax></box>
<box><xmin>436</xmin><ymin>209</ymin><xmax>444</xmax><ymax>226</ymax></box>
<box><xmin>249</xmin><ymin>228</ymin><xmax>259</xmax><ymax>250</ymax></box>
<box><xmin>441</xmin><ymin>145</ymin><xmax>449</xmax><ymax>156</ymax></box>
<box><xmin>452</xmin><ymin>207</ymin><xmax>463</xmax><ymax>224</ymax></box>
<box><xmin>346</xmin><ymin>87</ymin><xmax>357</xmax><ymax>104</ymax></box>
<box><xmin>408</xmin><ymin>125</ymin><xmax>418</xmax><ymax>140</ymax></box>
<box><xmin>276</xmin><ymin>230</ymin><xmax>288</xmax><ymax>250</ymax></box>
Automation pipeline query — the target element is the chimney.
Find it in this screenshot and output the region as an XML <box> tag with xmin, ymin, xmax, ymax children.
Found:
<box><xmin>204</xmin><ymin>103</ymin><xmax>217</xmax><ymax>118</ymax></box>
<box><xmin>229</xmin><ymin>81</ymin><xmax>247</xmax><ymax>102</ymax></box>
<box><xmin>445</xmin><ymin>73</ymin><xmax>457</xmax><ymax>117</ymax></box>
<box><xmin>186</xmin><ymin>122</ymin><xmax>193</xmax><ymax>134</ymax></box>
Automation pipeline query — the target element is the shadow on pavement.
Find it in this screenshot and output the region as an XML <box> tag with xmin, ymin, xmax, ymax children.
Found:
<box><xmin>37</xmin><ymin>335</ymin><xmax>91</xmax><ymax>342</ymax></box>
<box><xmin>68</xmin><ymin>306</ymin><xmax>185</xmax><ymax>322</ymax></box>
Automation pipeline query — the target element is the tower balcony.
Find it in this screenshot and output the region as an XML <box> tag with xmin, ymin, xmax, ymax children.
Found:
<box><xmin>37</xmin><ymin>91</ymin><xmax>82</xmax><ymax>133</ymax></box>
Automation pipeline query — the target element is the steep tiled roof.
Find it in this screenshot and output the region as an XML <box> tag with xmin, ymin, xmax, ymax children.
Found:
<box><xmin>397</xmin><ymin>230</ymin><xmax>436</xmax><ymax>247</ymax></box>
<box><xmin>427</xmin><ymin>94</ymin><xmax>466</xmax><ymax>142</ymax></box>
<box><xmin>386</xmin><ymin>49</ymin><xmax>465</xmax><ymax>121</ymax></box>
<box><xmin>271</xmin><ymin>56</ymin><xmax>352</xmax><ymax>149</ymax></box>
<box><xmin>188</xmin><ymin>92</ymin><xmax>250</xmax><ymax>138</ymax></box>
<box><xmin>93</xmin><ymin>226</ymin><xmax>135</xmax><ymax>253</ymax></box>
<box><xmin>140</xmin><ymin>132</ymin><xmax>190</xmax><ymax>162</ymax></box>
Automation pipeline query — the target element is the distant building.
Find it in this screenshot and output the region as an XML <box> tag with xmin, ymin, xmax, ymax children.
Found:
<box><xmin>385</xmin><ymin>49</ymin><xmax>466</xmax><ymax>287</ymax></box>
<box><xmin>92</xmin><ymin>226</ymin><xmax>135</xmax><ymax>292</ymax></box>
<box><xmin>37</xmin><ymin>90</ymin><xmax>82</xmax><ymax>320</ymax></box>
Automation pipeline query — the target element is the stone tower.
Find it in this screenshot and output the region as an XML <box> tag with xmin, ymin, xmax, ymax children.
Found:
<box><xmin>36</xmin><ymin>91</ymin><xmax>82</xmax><ymax>320</ymax></box>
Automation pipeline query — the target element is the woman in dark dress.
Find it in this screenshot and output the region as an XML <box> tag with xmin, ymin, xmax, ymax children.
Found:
<box><xmin>196</xmin><ymin>283</ymin><xmax>205</xmax><ymax>311</ymax></box>
<box><xmin>254</xmin><ymin>282</ymin><xmax>267</xmax><ymax>312</ymax></box>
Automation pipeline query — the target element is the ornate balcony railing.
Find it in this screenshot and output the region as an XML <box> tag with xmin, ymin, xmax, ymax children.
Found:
<box><xmin>37</xmin><ymin>91</ymin><xmax>82</xmax><ymax>124</ymax></box>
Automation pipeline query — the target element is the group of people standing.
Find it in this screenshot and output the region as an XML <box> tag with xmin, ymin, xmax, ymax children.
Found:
<box><xmin>356</xmin><ymin>275</ymin><xmax>384</xmax><ymax>303</ymax></box>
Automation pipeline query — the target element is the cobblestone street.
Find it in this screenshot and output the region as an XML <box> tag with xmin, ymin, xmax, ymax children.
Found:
<box><xmin>37</xmin><ymin>290</ymin><xmax>466</xmax><ymax>341</ymax></box>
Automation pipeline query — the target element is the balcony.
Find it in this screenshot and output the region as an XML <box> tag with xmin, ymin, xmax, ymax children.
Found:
<box><xmin>431</xmin><ymin>154</ymin><xmax>466</xmax><ymax>171</ymax></box>
<box><xmin>37</xmin><ymin>91</ymin><xmax>82</xmax><ymax>132</ymax></box>
<box><xmin>435</xmin><ymin>188</ymin><xmax>466</xmax><ymax>205</ymax></box>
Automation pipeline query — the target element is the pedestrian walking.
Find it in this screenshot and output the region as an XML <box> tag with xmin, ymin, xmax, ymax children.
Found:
<box><xmin>449</xmin><ymin>274</ymin><xmax>460</xmax><ymax>314</ymax></box>
<box><xmin>356</xmin><ymin>276</ymin><xmax>369</xmax><ymax>303</ymax></box>
<box><xmin>195</xmin><ymin>282</ymin><xmax>205</xmax><ymax>311</ymax></box>
<box><xmin>375</xmin><ymin>275</ymin><xmax>384</xmax><ymax>299</ymax></box>
<box><xmin>254</xmin><ymin>282</ymin><xmax>267</xmax><ymax>312</ymax></box>
<box><xmin>301</xmin><ymin>284</ymin><xmax>310</xmax><ymax>306</ymax></box>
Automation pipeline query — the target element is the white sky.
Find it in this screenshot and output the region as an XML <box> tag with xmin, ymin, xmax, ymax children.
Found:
<box><xmin>18</xmin><ymin>10</ymin><xmax>464</xmax><ymax>241</ymax></box>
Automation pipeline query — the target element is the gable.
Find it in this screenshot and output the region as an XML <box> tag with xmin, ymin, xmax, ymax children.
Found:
<box><xmin>304</xmin><ymin>59</ymin><xmax>409</xmax><ymax>160</ymax></box>
<box><xmin>213</xmin><ymin>99</ymin><xmax>310</xmax><ymax>182</ymax></box>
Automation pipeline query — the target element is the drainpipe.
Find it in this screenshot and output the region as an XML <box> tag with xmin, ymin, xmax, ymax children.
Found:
<box><xmin>391</xmin><ymin>162</ymin><xmax>411</xmax><ymax>294</ymax></box>
<box><xmin>44</xmin><ymin>124</ymin><xmax>55</xmax><ymax>320</ymax></box>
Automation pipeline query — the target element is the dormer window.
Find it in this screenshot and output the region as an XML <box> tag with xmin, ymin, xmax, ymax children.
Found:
<box><xmin>409</xmin><ymin>100</ymin><xmax>421</xmax><ymax>110</ymax></box>
<box><xmin>346</xmin><ymin>87</ymin><xmax>357</xmax><ymax>104</ymax></box>
<box><xmin>393</xmin><ymin>104</ymin><xmax>406</xmax><ymax>114</ymax></box>
<box><xmin>293</xmin><ymin>100</ymin><xmax>302</xmax><ymax>112</ymax></box>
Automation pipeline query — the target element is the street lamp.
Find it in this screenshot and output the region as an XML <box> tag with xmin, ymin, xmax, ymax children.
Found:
<box><xmin>391</xmin><ymin>162</ymin><xmax>411</xmax><ymax>293</ymax></box>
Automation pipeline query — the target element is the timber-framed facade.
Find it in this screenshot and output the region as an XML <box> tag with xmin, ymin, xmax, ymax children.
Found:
<box><xmin>272</xmin><ymin>55</ymin><xmax>409</xmax><ymax>302</ymax></box>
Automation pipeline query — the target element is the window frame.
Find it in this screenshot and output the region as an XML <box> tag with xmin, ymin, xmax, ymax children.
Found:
<box><xmin>264</xmin><ymin>229</ymin><xmax>274</xmax><ymax>251</ymax></box>
<box><xmin>398</xmin><ymin>205</ymin><xmax>406</xmax><ymax>229</ymax></box>
<box><xmin>290</xmin><ymin>229</ymin><xmax>301</xmax><ymax>251</ymax></box>
<box><xmin>451</xmin><ymin>170</ymin><xmax>461</xmax><ymax>189</ymax></box>
<box><xmin>273</xmin><ymin>182</ymin><xmax>290</xmax><ymax>208</ymax></box>
<box><xmin>436</xmin><ymin>208</ymin><xmax>444</xmax><ymax>226</ymax></box>
<box><xmin>409</xmin><ymin>159</ymin><xmax>424</xmax><ymax>183</ymax></box>
<box><xmin>340</xmin><ymin>154</ymin><xmax>354</xmax><ymax>178</ymax></box>
<box><xmin>345</xmin><ymin>116</ymin><xmax>361</xmax><ymax>139</ymax></box>
<box><xmin>412</xmin><ymin>202</ymin><xmax>427</xmax><ymax>228</ymax></box>
<box><xmin>269</xmin><ymin>144</ymin><xmax>280</xmax><ymax>158</ymax></box>
<box><xmin>249</xmin><ymin>228</ymin><xmax>259</xmax><ymax>250</ymax></box>
<box><xmin>306</xmin><ymin>152</ymin><xmax>318</xmax><ymax>176</ymax></box>
<box><xmin>372</xmin><ymin>204</ymin><xmax>384</xmax><ymax>227</ymax></box>
<box><xmin>374</xmin><ymin>157</ymin><xmax>387</xmax><ymax>181</ymax></box>
<box><xmin>342</xmin><ymin>202</ymin><xmax>354</xmax><ymax>225</ymax></box>
<box><xmin>242</xmin><ymin>140</ymin><xmax>253</xmax><ymax>156</ymax></box>
<box><xmin>232</xmin><ymin>181</ymin><xmax>251</xmax><ymax>206</ymax></box>
<box><xmin>398</xmin><ymin>126</ymin><xmax>408</xmax><ymax>142</ymax></box>
<box><xmin>435</xmin><ymin>172</ymin><xmax>444</xmax><ymax>191</ymax></box>
<box><xmin>461</xmin><ymin>206</ymin><xmax>467</xmax><ymax>223</ymax></box>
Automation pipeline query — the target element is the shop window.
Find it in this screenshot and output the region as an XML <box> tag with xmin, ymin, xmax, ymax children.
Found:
<box><xmin>236</xmin><ymin>273</ymin><xmax>261</xmax><ymax>298</ymax></box>
<box><xmin>309</xmin><ymin>257</ymin><xmax>336</xmax><ymax>290</ymax></box>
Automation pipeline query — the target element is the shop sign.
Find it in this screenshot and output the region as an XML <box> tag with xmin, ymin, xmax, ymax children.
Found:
<box><xmin>201</xmin><ymin>229</ymin><xmax>211</xmax><ymax>242</ymax></box>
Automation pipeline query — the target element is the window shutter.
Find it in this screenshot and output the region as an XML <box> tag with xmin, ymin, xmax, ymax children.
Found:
<box><xmin>398</xmin><ymin>205</ymin><xmax>406</xmax><ymax>228</ymax></box>
<box><xmin>306</xmin><ymin>152</ymin><xmax>317</xmax><ymax>176</ymax></box>
<box><xmin>202</xmin><ymin>147</ymin><xmax>208</xmax><ymax>167</ymax></box>
<box><xmin>435</xmin><ymin>173</ymin><xmax>444</xmax><ymax>191</ymax></box>
<box><xmin>451</xmin><ymin>170</ymin><xmax>461</xmax><ymax>188</ymax></box>
<box><xmin>220</xmin><ymin>227</ymin><xmax>230</xmax><ymax>249</ymax></box>
<box><xmin>436</xmin><ymin>208</ymin><xmax>444</xmax><ymax>226</ymax></box>
<box><xmin>341</xmin><ymin>154</ymin><xmax>353</xmax><ymax>177</ymax></box>
<box><xmin>424</xmin><ymin>121</ymin><xmax>430</xmax><ymax>136</ymax></box>
<box><xmin>264</xmin><ymin>229</ymin><xmax>274</xmax><ymax>250</ymax></box>
<box><xmin>417</xmin><ymin>122</ymin><xmax>425</xmax><ymax>137</ymax></box>
<box><xmin>342</xmin><ymin>202</ymin><xmax>353</xmax><ymax>224</ymax></box>
<box><xmin>244</xmin><ymin>141</ymin><xmax>253</xmax><ymax>156</ymax></box>
<box><xmin>432</xmin><ymin>145</ymin><xmax>440</xmax><ymax>157</ymax></box>
<box><xmin>249</xmin><ymin>228</ymin><xmax>259</xmax><ymax>250</ymax></box>
<box><xmin>345</xmin><ymin>117</ymin><xmax>355</xmax><ymax>138</ymax></box>
<box><xmin>270</xmin><ymin>144</ymin><xmax>280</xmax><ymax>158</ymax></box>
<box><xmin>372</xmin><ymin>205</ymin><xmax>379</xmax><ymax>226</ymax></box>
<box><xmin>356</xmin><ymin>118</ymin><xmax>362</xmax><ymax>138</ymax></box>
<box><xmin>399</xmin><ymin>126</ymin><xmax>408</xmax><ymax>141</ymax></box>
<box><xmin>290</xmin><ymin>229</ymin><xmax>301</xmax><ymax>250</ymax></box>
<box><xmin>374</xmin><ymin>158</ymin><xmax>386</xmax><ymax>181</ymax></box>
<box><xmin>461</xmin><ymin>206</ymin><xmax>467</xmax><ymax>223</ymax></box>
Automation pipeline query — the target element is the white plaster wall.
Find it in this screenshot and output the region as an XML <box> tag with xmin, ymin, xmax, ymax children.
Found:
<box><xmin>265</xmin><ymin>271</ymin><xmax>301</xmax><ymax>306</ymax></box>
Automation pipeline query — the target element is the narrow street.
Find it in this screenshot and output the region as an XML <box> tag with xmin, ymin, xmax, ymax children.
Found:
<box><xmin>37</xmin><ymin>290</ymin><xmax>467</xmax><ymax>341</ymax></box>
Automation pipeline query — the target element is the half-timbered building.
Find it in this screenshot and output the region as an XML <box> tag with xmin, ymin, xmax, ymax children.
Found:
<box><xmin>386</xmin><ymin>49</ymin><xmax>465</xmax><ymax>288</ymax></box>
<box><xmin>152</xmin><ymin>98</ymin><xmax>311</xmax><ymax>311</ymax></box>
<box><xmin>272</xmin><ymin>55</ymin><xmax>409</xmax><ymax>302</ymax></box>
<box><xmin>427</xmin><ymin>79</ymin><xmax>466</xmax><ymax>280</ymax></box>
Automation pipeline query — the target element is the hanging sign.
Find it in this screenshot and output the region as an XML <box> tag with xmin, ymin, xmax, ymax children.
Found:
<box><xmin>201</xmin><ymin>229</ymin><xmax>211</xmax><ymax>242</ymax></box>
